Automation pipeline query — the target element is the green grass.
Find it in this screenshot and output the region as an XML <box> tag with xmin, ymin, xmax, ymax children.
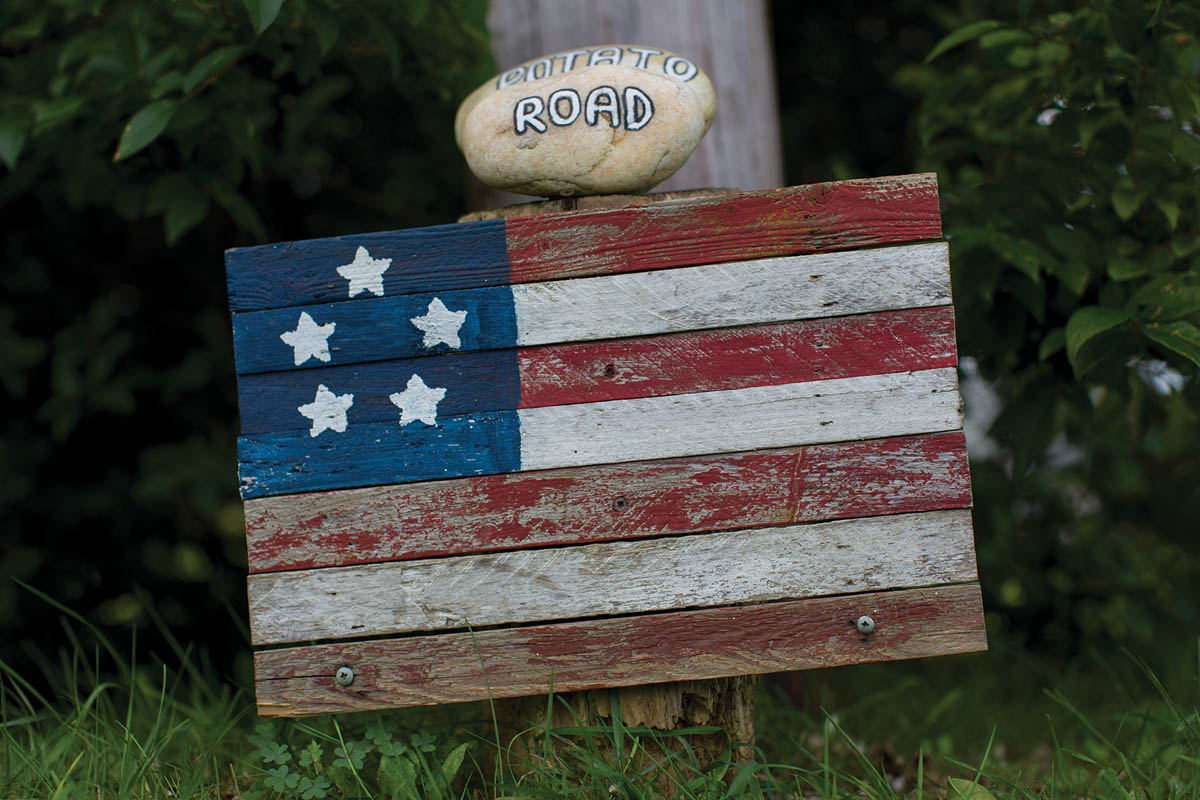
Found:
<box><xmin>1</xmin><ymin>602</ymin><xmax>1197</xmax><ymax>799</ymax></box>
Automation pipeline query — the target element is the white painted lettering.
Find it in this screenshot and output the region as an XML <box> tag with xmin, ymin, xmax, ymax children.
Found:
<box><xmin>588</xmin><ymin>47</ymin><xmax>621</xmax><ymax>67</ymax></box>
<box><xmin>497</xmin><ymin>66</ymin><xmax>526</xmax><ymax>89</ymax></box>
<box><xmin>584</xmin><ymin>86</ymin><xmax>620</xmax><ymax>128</ymax></box>
<box><xmin>555</xmin><ymin>50</ymin><xmax>589</xmax><ymax>73</ymax></box>
<box><xmin>623</xmin><ymin>86</ymin><xmax>654</xmax><ymax>130</ymax></box>
<box><xmin>663</xmin><ymin>56</ymin><xmax>698</xmax><ymax>82</ymax></box>
<box><xmin>514</xmin><ymin>96</ymin><xmax>547</xmax><ymax>134</ymax></box>
<box><xmin>524</xmin><ymin>58</ymin><xmax>552</xmax><ymax>81</ymax></box>
<box><xmin>627</xmin><ymin>47</ymin><xmax>662</xmax><ymax>70</ymax></box>
<box><xmin>548</xmin><ymin>88</ymin><xmax>582</xmax><ymax>126</ymax></box>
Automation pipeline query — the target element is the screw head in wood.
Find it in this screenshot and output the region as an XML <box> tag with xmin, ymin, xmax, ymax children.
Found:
<box><xmin>855</xmin><ymin>615</ymin><xmax>875</xmax><ymax>634</ymax></box>
<box><xmin>334</xmin><ymin>666</ymin><xmax>355</xmax><ymax>686</ymax></box>
<box><xmin>612</xmin><ymin>495</ymin><xmax>628</xmax><ymax>512</ymax></box>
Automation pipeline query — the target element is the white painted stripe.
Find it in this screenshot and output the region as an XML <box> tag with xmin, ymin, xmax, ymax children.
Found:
<box><xmin>510</xmin><ymin>242</ymin><xmax>950</xmax><ymax>347</ymax></box>
<box><xmin>516</xmin><ymin>367</ymin><xmax>961</xmax><ymax>472</ymax></box>
<box><xmin>248</xmin><ymin>508</ymin><xmax>976</xmax><ymax>645</ymax></box>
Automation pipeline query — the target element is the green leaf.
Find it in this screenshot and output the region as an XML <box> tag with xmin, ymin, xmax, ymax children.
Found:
<box><xmin>1036</xmin><ymin>40</ymin><xmax>1070</xmax><ymax>65</ymax></box>
<box><xmin>1108</xmin><ymin>256</ymin><xmax>1147</xmax><ymax>281</ymax></box>
<box><xmin>1039</xmin><ymin>328</ymin><xmax>1066</xmax><ymax>361</ymax></box>
<box><xmin>165</xmin><ymin>184</ymin><xmax>211</xmax><ymax>245</ymax></box>
<box><xmin>1140</xmin><ymin>284</ymin><xmax>1200</xmax><ymax>322</ymax></box>
<box><xmin>1046</xmin><ymin>259</ymin><xmax>1090</xmax><ymax>296</ymax></box>
<box><xmin>150</xmin><ymin>71</ymin><xmax>184</xmax><ymax>100</ymax></box>
<box><xmin>926</xmin><ymin>20</ymin><xmax>1002</xmax><ymax>62</ymax></box>
<box><xmin>183</xmin><ymin>45</ymin><xmax>249</xmax><ymax>93</ymax></box>
<box><xmin>308</xmin><ymin>3</ymin><xmax>339</xmax><ymax>55</ymax></box>
<box><xmin>1143</xmin><ymin>321</ymin><xmax>1200</xmax><ymax>367</ymax></box>
<box><xmin>979</xmin><ymin>29</ymin><xmax>1033</xmax><ymax>48</ymax></box>
<box><xmin>991</xmin><ymin>234</ymin><xmax>1046</xmax><ymax>282</ymax></box>
<box><xmin>32</xmin><ymin>96</ymin><xmax>86</xmax><ymax>136</ymax></box>
<box><xmin>0</xmin><ymin>119</ymin><xmax>27</xmax><ymax>170</ymax></box>
<box><xmin>213</xmin><ymin>187</ymin><xmax>268</xmax><ymax>241</ymax></box>
<box><xmin>1110</xmin><ymin>184</ymin><xmax>1145</xmax><ymax>221</ymax></box>
<box><xmin>1078</xmin><ymin>110</ymin><xmax>1124</xmax><ymax>152</ymax></box>
<box><xmin>1066</xmin><ymin>306</ymin><xmax>1132</xmax><ymax>368</ymax></box>
<box><xmin>378</xmin><ymin>754</ymin><xmax>415</xmax><ymax>797</ymax></box>
<box><xmin>1155</xmin><ymin>198</ymin><xmax>1180</xmax><ymax>231</ymax></box>
<box><xmin>113</xmin><ymin>100</ymin><xmax>178</xmax><ymax>162</ymax></box>
<box><xmin>949</xmin><ymin>778</ymin><xmax>998</xmax><ymax>800</ymax></box>
<box><xmin>243</xmin><ymin>0</ymin><xmax>286</xmax><ymax>35</ymax></box>
<box><xmin>440</xmin><ymin>742</ymin><xmax>469</xmax><ymax>783</ymax></box>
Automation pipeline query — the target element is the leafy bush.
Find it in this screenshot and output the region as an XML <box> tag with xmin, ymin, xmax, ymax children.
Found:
<box><xmin>906</xmin><ymin>0</ymin><xmax>1200</xmax><ymax>657</ymax></box>
<box><xmin>0</xmin><ymin>0</ymin><xmax>492</xmax><ymax>674</ymax></box>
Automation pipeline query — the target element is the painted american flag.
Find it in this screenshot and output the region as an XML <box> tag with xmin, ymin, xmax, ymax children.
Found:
<box><xmin>227</xmin><ymin>173</ymin><xmax>985</xmax><ymax>717</ymax></box>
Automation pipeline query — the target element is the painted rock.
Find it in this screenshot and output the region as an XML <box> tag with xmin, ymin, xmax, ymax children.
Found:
<box><xmin>455</xmin><ymin>45</ymin><xmax>716</xmax><ymax>196</ymax></box>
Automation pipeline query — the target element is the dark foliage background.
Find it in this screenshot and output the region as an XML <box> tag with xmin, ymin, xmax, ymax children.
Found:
<box><xmin>0</xmin><ymin>0</ymin><xmax>494</xmax><ymax>683</ymax></box>
<box><xmin>2</xmin><ymin>0</ymin><xmax>1197</xmax><ymax>685</ymax></box>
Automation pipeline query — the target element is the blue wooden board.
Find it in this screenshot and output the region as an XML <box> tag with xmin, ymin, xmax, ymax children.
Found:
<box><xmin>238</xmin><ymin>411</ymin><xmax>522</xmax><ymax>499</ymax></box>
<box><xmin>236</xmin><ymin>350</ymin><xmax>520</xmax><ymax>435</ymax></box>
<box><xmin>225</xmin><ymin>219</ymin><xmax>511</xmax><ymax>313</ymax></box>
<box><xmin>232</xmin><ymin>286</ymin><xmax>517</xmax><ymax>375</ymax></box>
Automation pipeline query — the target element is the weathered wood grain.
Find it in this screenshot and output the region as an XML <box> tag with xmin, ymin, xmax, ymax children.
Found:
<box><xmin>238</xmin><ymin>307</ymin><xmax>957</xmax><ymax>435</ymax></box>
<box><xmin>510</xmin><ymin>242</ymin><xmax>949</xmax><ymax>348</ymax></box>
<box><xmin>245</xmin><ymin>431</ymin><xmax>971</xmax><ymax>573</ymax></box>
<box><xmin>237</xmin><ymin>367</ymin><xmax>963</xmax><ymax>498</ymax></box>
<box><xmin>504</xmin><ymin>173</ymin><xmax>941</xmax><ymax>282</ymax></box>
<box><xmin>253</xmin><ymin>583</ymin><xmax>986</xmax><ymax>715</ymax></box>
<box><xmin>520</xmin><ymin>306</ymin><xmax>956</xmax><ymax>408</ymax></box>
<box><xmin>231</xmin><ymin>242</ymin><xmax>949</xmax><ymax>376</ymax></box>
<box><xmin>248</xmin><ymin>508</ymin><xmax>976</xmax><ymax>645</ymax></box>
<box><xmin>225</xmin><ymin>174</ymin><xmax>940</xmax><ymax>314</ymax></box>
<box><xmin>517</xmin><ymin>367</ymin><xmax>962</xmax><ymax>472</ymax></box>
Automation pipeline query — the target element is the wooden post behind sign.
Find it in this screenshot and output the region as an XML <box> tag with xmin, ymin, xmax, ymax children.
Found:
<box><xmin>460</xmin><ymin>189</ymin><xmax>756</xmax><ymax>759</ymax></box>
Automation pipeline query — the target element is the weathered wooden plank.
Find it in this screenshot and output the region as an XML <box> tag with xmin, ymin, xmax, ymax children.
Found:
<box><xmin>237</xmin><ymin>367</ymin><xmax>963</xmax><ymax>498</ymax></box>
<box><xmin>253</xmin><ymin>583</ymin><xmax>986</xmax><ymax>715</ymax></box>
<box><xmin>504</xmin><ymin>173</ymin><xmax>941</xmax><ymax>282</ymax></box>
<box><xmin>511</xmin><ymin>241</ymin><xmax>949</xmax><ymax>346</ymax></box>
<box><xmin>248</xmin><ymin>508</ymin><xmax>976</xmax><ymax>645</ymax></box>
<box><xmin>231</xmin><ymin>242</ymin><xmax>950</xmax><ymax>376</ymax></box>
<box><xmin>246</xmin><ymin>431</ymin><xmax>972</xmax><ymax>573</ymax></box>
<box><xmin>236</xmin><ymin>349</ymin><xmax>519</xmax><ymax>436</ymax></box>
<box><xmin>518</xmin><ymin>367</ymin><xmax>962</xmax><ymax>471</ymax></box>
<box><xmin>238</xmin><ymin>307</ymin><xmax>957</xmax><ymax>435</ymax></box>
<box><xmin>225</xmin><ymin>174</ymin><xmax>940</xmax><ymax>314</ymax></box>
<box><xmin>225</xmin><ymin>219</ymin><xmax>512</xmax><ymax>313</ymax></box>
<box><xmin>231</xmin><ymin>285</ymin><xmax>517</xmax><ymax>376</ymax></box>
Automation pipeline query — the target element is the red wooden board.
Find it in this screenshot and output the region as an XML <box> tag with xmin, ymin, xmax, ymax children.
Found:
<box><xmin>254</xmin><ymin>584</ymin><xmax>986</xmax><ymax>716</ymax></box>
<box><xmin>245</xmin><ymin>431</ymin><xmax>971</xmax><ymax>573</ymax></box>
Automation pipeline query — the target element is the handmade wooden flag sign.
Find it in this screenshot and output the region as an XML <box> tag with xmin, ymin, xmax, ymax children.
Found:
<box><xmin>227</xmin><ymin>173</ymin><xmax>987</xmax><ymax>717</ymax></box>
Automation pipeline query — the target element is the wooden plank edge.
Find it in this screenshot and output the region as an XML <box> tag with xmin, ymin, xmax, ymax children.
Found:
<box><xmin>253</xmin><ymin>583</ymin><xmax>986</xmax><ymax>717</ymax></box>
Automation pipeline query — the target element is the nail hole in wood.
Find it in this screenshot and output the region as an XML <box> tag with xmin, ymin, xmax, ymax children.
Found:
<box><xmin>604</xmin><ymin>363</ymin><xmax>616</xmax><ymax>377</ymax></box>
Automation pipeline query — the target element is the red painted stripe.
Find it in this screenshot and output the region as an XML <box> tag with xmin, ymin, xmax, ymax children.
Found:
<box><xmin>505</xmin><ymin>173</ymin><xmax>941</xmax><ymax>284</ymax></box>
<box><xmin>517</xmin><ymin>307</ymin><xmax>957</xmax><ymax>408</ymax></box>
<box><xmin>253</xmin><ymin>584</ymin><xmax>986</xmax><ymax>715</ymax></box>
<box><xmin>244</xmin><ymin>431</ymin><xmax>971</xmax><ymax>573</ymax></box>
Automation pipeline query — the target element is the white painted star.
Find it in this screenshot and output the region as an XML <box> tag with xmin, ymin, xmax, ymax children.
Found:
<box><xmin>279</xmin><ymin>311</ymin><xmax>336</xmax><ymax>366</ymax></box>
<box><xmin>389</xmin><ymin>374</ymin><xmax>446</xmax><ymax>426</ymax></box>
<box><xmin>410</xmin><ymin>297</ymin><xmax>468</xmax><ymax>349</ymax></box>
<box><xmin>297</xmin><ymin>384</ymin><xmax>354</xmax><ymax>437</ymax></box>
<box><xmin>336</xmin><ymin>245</ymin><xmax>392</xmax><ymax>297</ymax></box>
